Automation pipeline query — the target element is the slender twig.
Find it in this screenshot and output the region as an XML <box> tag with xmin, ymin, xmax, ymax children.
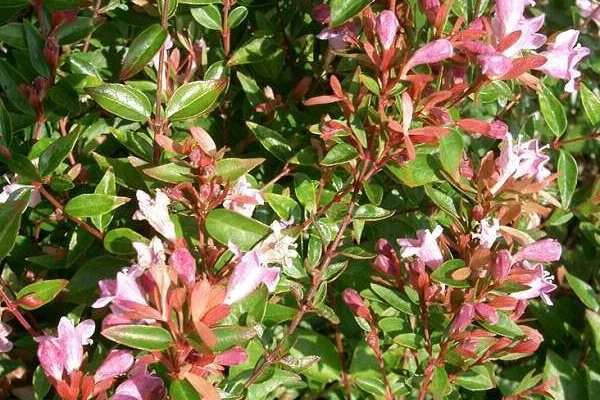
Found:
<box><xmin>82</xmin><ymin>0</ymin><xmax>103</xmax><ymax>52</ymax></box>
<box><xmin>0</xmin><ymin>286</ymin><xmax>37</xmax><ymax>337</ymax></box>
<box><xmin>37</xmin><ymin>186</ymin><xmax>105</xmax><ymax>240</ymax></box>
<box><xmin>152</xmin><ymin>0</ymin><xmax>171</xmax><ymax>163</ymax></box>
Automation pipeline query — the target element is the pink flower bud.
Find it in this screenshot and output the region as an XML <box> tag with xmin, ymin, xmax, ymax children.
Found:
<box><xmin>474</xmin><ymin>303</ymin><xmax>499</xmax><ymax>324</ymax></box>
<box><xmin>94</xmin><ymin>350</ymin><xmax>134</xmax><ymax>383</ymax></box>
<box><xmin>511</xmin><ymin>326</ymin><xmax>543</xmax><ymax>354</ymax></box>
<box><xmin>376</xmin><ymin>10</ymin><xmax>400</xmax><ymax>50</ymax></box>
<box><xmin>404</xmin><ymin>39</ymin><xmax>454</xmax><ymax>72</ymax></box>
<box><xmin>419</xmin><ymin>0</ymin><xmax>441</xmax><ymax>23</ymax></box>
<box><xmin>493</xmin><ymin>250</ymin><xmax>512</xmax><ymax>282</ymax></box>
<box><xmin>342</xmin><ymin>288</ymin><xmax>372</xmax><ymax>321</ymax></box>
<box><xmin>514</xmin><ymin>239</ymin><xmax>562</xmax><ymax>263</ymax></box>
<box><xmin>450</xmin><ymin>303</ymin><xmax>474</xmax><ymax>334</ymax></box>
<box><xmin>169</xmin><ymin>247</ymin><xmax>196</xmax><ymax>286</ymax></box>
<box><xmin>312</xmin><ymin>4</ymin><xmax>330</xmax><ymax>25</ymax></box>
<box><xmin>373</xmin><ymin>254</ymin><xmax>397</xmax><ymax>276</ymax></box>
<box><xmin>215</xmin><ymin>347</ymin><xmax>248</xmax><ymax>366</ymax></box>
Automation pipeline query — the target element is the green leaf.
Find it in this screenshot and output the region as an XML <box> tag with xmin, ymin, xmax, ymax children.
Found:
<box><xmin>289</xmin><ymin>329</ymin><xmax>341</xmax><ymax>383</ymax></box>
<box><xmin>580</xmin><ymin>84</ymin><xmax>600</xmax><ymax>126</ymax></box>
<box><xmin>211</xmin><ymin>326</ymin><xmax>258</xmax><ymax>352</ymax></box>
<box><xmin>65</xmin><ymin>194</ymin><xmax>130</xmax><ymax>218</ymax></box>
<box><xmin>91</xmin><ymin>169</ymin><xmax>117</xmax><ymax>232</ymax></box>
<box><xmin>455</xmin><ymin>364</ymin><xmax>495</xmax><ymax>391</ymax></box>
<box><xmin>369</xmin><ymin>283</ymin><xmax>413</xmax><ymax>314</ymax></box>
<box><xmin>430</xmin><ymin>259</ymin><xmax>470</xmax><ymax>288</ymax></box>
<box><xmin>430</xmin><ymin>367</ymin><xmax>450</xmax><ymax>399</ymax></box>
<box><xmin>88</xmin><ymin>84</ymin><xmax>152</xmax><ymax>122</ymax></box>
<box><xmin>539</xmin><ymin>82</ymin><xmax>567</xmax><ymax>138</ymax></box>
<box><xmin>104</xmin><ymin>228</ymin><xmax>149</xmax><ymax>255</ymax></box>
<box><xmin>16</xmin><ymin>279</ymin><xmax>68</xmax><ymax>310</ymax></box>
<box><xmin>179</xmin><ymin>0</ymin><xmax>219</xmax><ymax>3</ymax></box>
<box><xmin>157</xmin><ymin>0</ymin><xmax>178</xmax><ymax>18</ymax></box>
<box><xmin>264</xmin><ymin>193</ymin><xmax>301</xmax><ymax>221</ymax></box>
<box><xmin>479</xmin><ymin>311</ymin><xmax>524</xmax><ymax>338</ymax></box>
<box><xmin>293</xmin><ymin>173</ymin><xmax>317</xmax><ymax>213</ymax></box>
<box><xmin>228</xmin><ymin>6</ymin><xmax>248</xmax><ymax>28</ymax></box>
<box><xmin>329</xmin><ymin>0</ymin><xmax>374</xmax><ymax>27</ymax></box>
<box><xmin>439</xmin><ymin>129</ymin><xmax>463</xmax><ymax>179</ymax></box>
<box><xmin>387</xmin><ymin>151</ymin><xmax>442</xmax><ymax>187</ymax></box>
<box><xmin>393</xmin><ymin>333</ymin><xmax>424</xmax><ymax>349</ymax></box>
<box><xmin>190</xmin><ymin>5</ymin><xmax>222</xmax><ymax>30</ymax></box>
<box><xmin>165</xmin><ymin>79</ymin><xmax>226</xmax><ymax>121</ymax></box>
<box><xmin>120</xmin><ymin>24</ymin><xmax>167</xmax><ymax>80</ymax></box>
<box><xmin>320</xmin><ymin>143</ymin><xmax>359</xmax><ymax>166</ymax></box>
<box><xmin>557</xmin><ymin>150</ymin><xmax>577</xmax><ymax>209</ymax></box>
<box><xmin>0</xmin><ymin>23</ymin><xmax>26</xmax><ymax>49</ymax></box>
<box><xmin>228</xmin><ymin>36</ymin><xmax>277</xmax><ymax>66</ymax></box>
<box><xmin>33</xmin><ymin>366</ymin><xmax>51</xmax><ymax>400</ymax></box>
<box><xmin>0</xmin><ymin>200</ymin><xmax>28</xmax><ymax>260</ymax></box>
<box><xmin>246</xmin><ymin>121</ymin><xmax>293</xmax><ymax>161</ymax></box>
<box><xmin>355</xmin><ymin>377</ymin><xmax>386</xmax><ymax>397</ymax></box>
<box><xmin>339</xmin><ymin>246</ymin><xmax>376</xmax><ymax>260</ymax></box>
<box><xmin>38</xmin><ymin>128</ymin><xmax>81</xmax><ymax>177</ymax></box>
<box><xmin>205</xmin><ymin>208</ymin><xmax>270</xmax><ymax>251</ymax></box>
<box><xmin>3</xmin><ymin>153</ymin><xmax>41</xmax><ymax>181</ymax></box>
<box><xmin>566</xmin><ymin>272</ymin><xmax>600</xmax><ymax>311</ymax></box>
<box><xmin>143</xmin><ymin>163</ymin><xmax>194</xmax><ymax>183</ymax></box>
<box><xmin>215</xmin><ymin>158</ymin><xmax>264</xmax><ymax>181</ymax></box>
<box><xmin>236</xmin><ymin>71</ymin><xmax>262</xmax><ymax>107</ymax></box>
<box><xmin>23</xmin><ymin>21</ymin><xmax>49</xmax><ymax>77</ymax></box>
<box><xmin>353</xmin><ymin>204</ymin><xmax>394</xmax><ymax>221</ymax></box>
<box><xmin>424</xmin><ymin>185</ymin><xmax>458</xmax><ymax>218</ymax></box>
<box><xmin>102</xmin><ymin>325</ymin><xmax>173</xmax><ymax>351</ymax></box>
<box><xmin>66</xmin><ymin>256</ymin><xmax>129</xmax><ymax>302</ymax></box>
<box><xmin>264</xmin><ymin>303</ymin><xmax>297</xmax><ymax>324</ymax></box>
<box><xmin>170</xmin><ymin>380</ymin><xmax>200</xmax><ymax>400</ymax></box>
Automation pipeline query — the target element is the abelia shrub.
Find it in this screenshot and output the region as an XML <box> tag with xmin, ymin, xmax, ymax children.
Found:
<box><xmin>0</xmin><ymin>0</ymin><xmax>598</xmax><ymax>398</ymax></box>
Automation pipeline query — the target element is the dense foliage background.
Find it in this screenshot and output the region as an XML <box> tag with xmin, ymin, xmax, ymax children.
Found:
<box><xmin>0</xmin><ymin>0</ymin><xmax>598</xmax><ymax>399</ymax></box>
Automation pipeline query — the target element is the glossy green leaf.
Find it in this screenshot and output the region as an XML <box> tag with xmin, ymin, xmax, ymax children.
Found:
<box><xmin>165</xmin><ymin>79</ymin><xmax>226</xmax><ymax>121</ymax></box>
<box><xmin>353</xmin><ymin>204</ymin><xmax>394</xmax><ymax>221</ymax></box>
<box><xmin>227</xmin><ymin>36</ymin><xmax>277</xmax><ymax>66</ymax></box>
<box><xmin>539</xmin><ymin>82</ymin><xmax>567</xmax><ymax>138</ymax></box>
<box><xmin>143</xmin><ymin>163</ymin><xmax>194</xmax><ymax>183</ymax></box>
<box><xmin>329</xmin><ymin>0</ymin><xmax>374</xmax><ymax>27</ymax></box>
<box><xmin>387</xmin><ymin>151</ymin><xmax>442</xmax><ymax>187</ymax></box>
<box><xmin>190</xmin><ymin>5</ymin><xmax>222</xmax><ymax>30</ymax></box>
<box><xmin>170</xmin><ymin>380</ymin><xmax>200</xmax><ymax>400</ymax></box>
<box><xmin>104</xmin><ymin>228</ymin><xmax>149</xmax><ymax>255</ymax></box>
<box><xmin>38</xmin><ymin>129</ymin><xmax>81</xmax><ymax>177</ymax></box>
<box><xmin>102</xmin><ymin>325</ymin><xmax>174</xmax><ymax>351</ymax></box>
<box><xmin>215</xmin><ymin>158</ymin><xmax>264</xmax><ymax>181</ymax></box>
<box><xmin>157</xmin><ymin>0</ymin><xmax>178</xmax><ymax>18</ymax></box>
<box><xmin>88</xmin><ymin>84</ymin><xmax>152</xmax><ymax>122</ymax></box>
<box><xmin>439</xmin><ymin>129</ymin><xmax>463</xmax><ymax>180</ymax></box>
<box><xmin>0</xmin><ymin>200</ymin><xmax>28</xmax><ymax>261</ymax></box>
<box><xmin>293</xmin><ymin>173</ymin><xmax>317</xmax><ymax>213</ymax></box>
<box><xmin>320</xmin><ymin>143</ymin><xmax>359</xmax><ymax>166</ymax></box>
<box><xmin>431</xmin><ymin>259</ymin><xmax>470</xmax><ymax>288</ymax></box>
<box><xmin>246</xmin><ymin>121</ymin><xmax>293</xmax><ymax>161</ymax></box>
<box><xmin>120</xmin><ymin>24</ymin><xmax>167</xmax><ymax>80</ymax></box>
<box><xmin>3</xmin><ymin>153</ymin><xmax>40</xmax><ymax>181</ymax></box>
<box><xmin>557</xmin><ymin>150</ymin><xmax>577</xmax><ymax>209</ymax></box>
<box><xmin>479</xmin><ymin>311</ymin><xmax>524</xmax><ymax>338</ymax></box>
<box><xmin>370</xmin><ymin>283</ymin><xmax>413</xmax><ymax>314</ymax></box>
<box><xmin>228</xmin><ymin>6</ymin><xmax>248</xmax><ymax>28</ymax></box>
<box><xmin>205</xmin><ymin>208</ymin><xmax>270</xmax><ymax>250</ymax></box>
<box><xmin>580</xmin><ymin>84</ymin><xmax>600</xmax><ymax>126</ymax></box>
<box><xmin>65</xmin><ymin>194</ymin><xmax>130</xmax><ymax>218</ymax></box>
<box><xmin>23</xmin><ymin>21</ymin><xmax>49</xmax><ymax>77</ymax></box>
<box><xmin>454</xmin><ymin>364</ymin><xmax>495</xmax><ymax>391</ymax></box>
<box><xmin>566</xmin><ymin>272</ymin><xmax>600</xmax><ymax>312</ymax></box>
<box><xmin>0</xmin><ymin>23</ymin><xmax>26</xmax><ymax>49</ymax></box>
<box><xmin>91</xmin><ymin>169</ymin><xmax>117</xmax><ymax>231</ymax></box>
<box><xmin>16</xmin><ymin>279</ymin><xmax>68</xmax><ymax>310</ymax></box>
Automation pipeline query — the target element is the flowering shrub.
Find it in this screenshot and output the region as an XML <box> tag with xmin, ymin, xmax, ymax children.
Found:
<box><xmin>0</xmin><ymin>0</ymin><xmax>598</xmax><ymax>398</ymax></box>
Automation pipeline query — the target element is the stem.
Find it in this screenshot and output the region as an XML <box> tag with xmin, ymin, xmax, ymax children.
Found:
<box><xmin>0</xmin><ymin>286</ymin><xmax>37</xmax><ymax>337</ymax></box>
<box><xmin>152</xmin><ymin>0</ymin><xmax>171</xmax><ymax>163</ymax></box>
<box><xmin>37</xmin><ymin>186</ymin><xmax>105</xmax><ymax>240</ymax></box>
<box><xmin>82</xmin><ymin>0</ymin><xmax>102</xmax><ymax>52</ymax></box>
<box><xmin>222</xmin><ymin>0</ymin><xmax>231</xmax><ymax>58</ymax></box>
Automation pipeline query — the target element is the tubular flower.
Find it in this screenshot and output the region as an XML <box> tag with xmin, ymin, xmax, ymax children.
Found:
<box><xmin>36</xmin><ymin>317</ymin><xmax>95</xmax><ymax>381</ymax></box>
<box><xmin>535</xmin><ymin>30</ymin><xmax>590</xmax><ymax>92</ymax></box>
<box><xmin>491</xmin><ymin>0</ymin><xmax>546</xmax><ymax>57</ymax></box>
<box><xmin>577</xmin><ymin>0</ymin><xmax>600</xmax><ymax>27</ymax></box>
<box><xmin>472</xmin><ymin>218</ymin><xmax>500</xmax><ymax>249</ymax></box>
<box><xmin>403</xmin><ymin>39</ymin><xmax>454</xmax><ymax>75</ymax></box>
<box><xmin>223</xmin><ymin>176</ymin><xmax>265</xmax><ymax>217</ymax></box>
<box><xmin>133</xmin><ymin>190</ymin><xmax>177</xmax><ymax>242</ymax></box>
<box><xmin>397</xmin><ymin>226</ymin><xmax>444</xmax><ymax>269</ymax></box>
<box><xmin>256</xmin><ymin>220</ymin><xmax>298</xmax><ymax>268</ymax></box>
<box><xmin>509</xmin><ymin>263</ymin><xmax>557</xmax><ymax>305</ymax></box>
<box><xmin>224</xmin><ymin>246</ymin><xmax>280</xmax><ymax>305</ymax></box>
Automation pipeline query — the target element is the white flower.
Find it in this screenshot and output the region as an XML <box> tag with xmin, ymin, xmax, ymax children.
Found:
<box><xmin>133</xmin><ymin>190</ymin><xmax>177</xmax><ymax>241</ymax></box>
<box><xmin>472</xmin><ymin>218</ymin><xmax>500</xmax><ymax>248</ymax></box>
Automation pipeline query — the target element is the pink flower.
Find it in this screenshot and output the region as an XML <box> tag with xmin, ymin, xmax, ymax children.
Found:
<box><xmin>342</xmin><ymin>288</ymin><xmax>373</xmax><ymax>321</ymax></box>
<box><xmin>478</xmin><ymin>53</ymin><xmax>513</xmax><ymax>78</ymax></box>
<box><xmin>92</xmin><ymin>271</ymin><xmax>148</xmax><ymax>310</ymax></box>
<box><xmin>510</xmin><ymin>264</ymin><xmax>557</xmax><ymax>305</ymax></box>
<box><xmin>577</xmin><ymin>0</ymin><xmax>600</xmax><ymax>27</ymax></box>
<box><xmin>223</xmin><ymin>176</ymin><xmax>265</xmax><ymax>218</ymax></box>
<box><xmin>419</xmin><ymin>0</ymin><xmax>441</xmax><ymax>23</ymax></box>
<box><xmin>37</xmin><ymin>317</ymin><xmax>95</xmax><ymax>380</ymax></box>
<box><xmin>111</xmin><ymin>370</ymin><xmax>165</xmax><ymax>400</ymax></box>
<box><xmin>133</xmin><ymin>190</ymin><xmax>177</xmax><ymax>242</ymax></box>
<box><xmin>214</xmin><ymin>347</ymin><xmax>248</xmax><ymax>366</ymax></box>
<box><xmin>493</xmin><ymin>249</ymin><xmax>512</xmax><ymax>283</ymax></box>
<box><xmin>535</xmin><ymin>30</ymin><xmax>590</xmax><ymax>92</ymax></box>
<box><xmin>0</xmin><ymin>321</ymin><xmax>12</xmax><ymax>353</ymax></box>
<box><xmin>0</xmin><ymin>182</ymin><xmax>41</xmax><ymax>208</ymax></box>
<box><xmin>513</xmin><ymin>239</ymin><xmax>562</xmax><ymax>263</ymax></box>
<box><xmin>397</xmin><ymin>226</ymin><xmax>444</xmax><ymax>269</ymax></box>
<box><xmin>491</xmin><ymin>0</ymin><xmax>546</xmax><ymax>57</ymax></box>
<box><xmin>373</xmin><ymin>239</ymin><xmax>399</xmax><ymax>276</ymax></box>
<box><xmin>131</xmin><ymin>238</ymin><xmax>166</xmax><ymax>274</ymax></box>
<box><xmin>403</xmin><ymin>39</ymin><xmax>454</xmax><ymax>74</ymax></box>
<box><xmin>317</xmin><ymin>23</ymin><xmax>360</xmax><ymax>51</ymax></box>
<box><xmin>224</xmin><ymin>246</ymin><xmax>280</xmax><ymax>305</ymax></box>
<box><xmin>94</xmin><ymin>350</ymin><xmax>134</xmax><ymax>383</ymax></box>
<box><xmin>169</xmin><ymin>247</ymin><xmax>196</xmax><ymax>286</ymax></box>
<box><xmin>376</xmin><ymin>10</ymin><xmax>400</xmax><ymax>50</ymax></box>
<box><xmin>256</xmin><ymin>220</ymin><xmax>298</xmax><ymax>268</ymax></box>
<box><xmin>490</xmin><ymin>135</ymin><xmax>551</xmax><ymax>194</ymax></box>
<box><xmin>472</xmin><ymin>218</ymin><xmax>500</xmax><ymax>248</ymax></box>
